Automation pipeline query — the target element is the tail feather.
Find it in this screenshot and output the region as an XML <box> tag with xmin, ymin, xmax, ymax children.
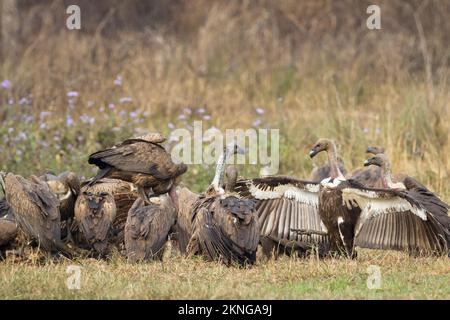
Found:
<box><xmin>88</xmin><ymin>167</ymin><xmax>112</xmax><ymax>186</ymax></box>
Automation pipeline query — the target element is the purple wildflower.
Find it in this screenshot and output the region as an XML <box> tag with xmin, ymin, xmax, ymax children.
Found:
<box><xmin>203</xmin><ymin>115</ymin><xmax>211</xmax><ymax>121</ymax></box>
<box><xmin>114</xmin><ymin>76</ymin><xmax>123</xmax><ymax>86</ymax></box>
<box><xmin>67</xmin><ymin>91</ymin><xmax>79</xmax><ymax>98</ymax></box>
<box><xmin>183</xmin><ymin>107</ymin><xmax>192</xmax><ymax>115</ymax></box>
<box><xmin>108</xmin><ymin>103</ymin><xmax>115</xmax><ymax>110</ymax></box>
<box><xmin>363</xmin><ymin>128</ymin><xmax>369</xmax><ymax>134</ymax></box>
<box><xmin>129</xmin><ymin>111</ymin><xmax>138</xmax><ymax>118</ymax></box>
<box><xmin>252</xmin><ymin>119</ymin><xmax>262</xmax><ymax>127</ymax></box>
<box><xmin>66</xmin><ymin>116</ymin><xmax>74</xmax><ymax>126</ymax></box>
<box><xmin>168</xmin><ymin>122</ymin><xmax>175</xmax><ymax>129</ymax></box>
<box><xmin>255</xmin><ymin>107</ymin><xmax>265</xmax><ymax>115</ymax></box>
<box><xmin>178</xmin><ymin>114</ymin><xmax>187</xmax><ymax>121</ymax></box>
<box><xmin>1</xmin><ymin>80</ymin><xmax>11</xmax><ymax>89</ymax></box>
<box><xmin>196</xmin><ymin>108</ymin><xmax>206</xmax><ymax>114</ymax></box>
<box><xmin>8</xmin><ymin>99</ymin><xmax>14</xmax><ymax>105</ymax></box>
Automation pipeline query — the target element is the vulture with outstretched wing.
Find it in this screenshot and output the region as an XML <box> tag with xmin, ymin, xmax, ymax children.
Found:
<box><xmin>308</xmin><ymin>139</ymin><xmax>450</xmax><ymax>258</ymax></box>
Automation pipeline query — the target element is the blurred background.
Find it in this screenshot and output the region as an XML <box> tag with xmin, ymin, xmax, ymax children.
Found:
<box><xmin>0</xmin><ymin>0</ymin><xmax>449</xmax><ymax>195</ymax></box>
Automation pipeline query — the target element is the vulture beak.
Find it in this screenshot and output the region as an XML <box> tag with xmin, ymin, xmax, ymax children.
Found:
<box><xmin>88</xmin><ymin>199</ymin><xmax>101</xmax><ymax>211</ymax></box>
<box><xmin>363</xmin><ymin>159</ymin><xmax>371</xmax><ymax>167</ymax></box>
<box><xmin>309</xmin><ymin>148</ymin><xmax>319</xmax><ymax>158</ymax></box>
<box><xmin>366</xmin><ymin>146</ymin><xmax>377</xmax><ymax>154</ymax></box>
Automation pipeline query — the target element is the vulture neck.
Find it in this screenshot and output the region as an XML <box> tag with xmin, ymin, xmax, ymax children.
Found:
<box><xmin>380</xmin><ymin>162</ymin><xmax>395</xmax><ymax>188</ymax></box>
<box><xmin>211</xmin><ymin>146</ymin><xmax>232</xmax><ymax>192</ymax></box>
<box><xmin>327</xmin><ymin>144</ymin><xmax>344</xmax><ymax>180</ymax></box>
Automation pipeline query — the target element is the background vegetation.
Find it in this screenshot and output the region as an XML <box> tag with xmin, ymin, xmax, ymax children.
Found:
<box><xmin>0</xmin><ymin>0</ymin><xmax>449</xmax><ymax>299</ymax></box>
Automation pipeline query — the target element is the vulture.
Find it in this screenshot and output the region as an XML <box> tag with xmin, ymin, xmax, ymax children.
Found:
<box><xmin>0</xmin><ymin>172</ymin><xmax>69</xmax><ymax>254</ymax></box>
<box><xmin>310</xmin><ymin>156</ymin><xmax>347</xmax><ymax>183</ymax></box>
<box><xmin>172</xmin><ymin>186</ymin><xmax>199</xmax><ymax>254</ymax></box>
<box><xmin>186</xmin><ymin>143</ymin><xmax>260</xmax><ymax>267</ymax></box>
<box><xmin>350</xmin><ymin>145</ymin><xmax>426</xmax><ymax>189</ymax></box>
<box><xmin>88</xmin><ymin>133</ymin><xmax>187</xmax><ymax>204</ymax></box>
<box><xmin>0</xmin><ymin>198</ymin><xmax>17</xmax><ymax>248</ymax></box>
<box><xmin>348</xmin><ymin>146</ymin><xmax>385</xmax><ymax>187</ymax></box>
<box><xmin>124</xmin><ymin>194</ymin><xmax>177</xmax><ymax>262</ymax></box>
<box><xmin>74</xmin><ymin>180</ymin><xmax>119</xmax><ymax>255</ymax></box>
<box><xmin>309</xmin><ymin>139</ymin><xmax>450</xmax><ymax>257</ymax></box>
<box><xmin>40</xmin><ymin>171</ymin><xmax>80</xmax><ymax>221</ymax></box>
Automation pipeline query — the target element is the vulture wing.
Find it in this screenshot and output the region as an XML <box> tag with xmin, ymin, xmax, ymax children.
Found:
<box><xmin>234</xmin><ymin>176</ymin><xmax>328</xmax><ymax>246</ymax></box>
<box><xmin>173</xmin><ymin>187</ymin><xmax>199</xmax><ymax>253</ymax></box>
<box><xmin>341</xmin><ymin>186</ymin><xmax>450</xmax><ymax>255</ymax></box>
<box><xmin>89</xmin><ymin>142</ymin><xmax>186</xmax><ymax>180</ymax></box>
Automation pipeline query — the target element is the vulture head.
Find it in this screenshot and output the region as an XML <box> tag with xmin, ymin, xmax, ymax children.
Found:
<box><xmin>366</xmin><ymin>146</ymin><xmax>385</xmax><ymax>155</ymax></box>
<box><xmin>309</xmin><ymin>138</ymin><xmax>334</xmax><ymax>158</ymax></box>
<box><xmin>364</xmin><ymin>153</ymin><xmax>389</xmax><ymax>168</ymax></box>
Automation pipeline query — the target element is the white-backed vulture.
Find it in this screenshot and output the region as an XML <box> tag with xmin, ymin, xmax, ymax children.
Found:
<box><xmin>186</xmin><ymin>144</ymin><xmax>260</xmax><ymax>267</ymax></box>
<box><xmin>88</xmin><ymin>133</ymin><xmax>187</xmax><ymax>203</ymax></box>
<box><xmin>309</xmin><ymin>139</ymin><xmax>450</xmax><ymax>257</ymax></box>
<box><xmin>0</xmin><ymin>172</ymin><xmax>70</xmax><ymax>254</ymax></box>
<box><xmin>74</xmin><ymin>181</ymin><xmax>118</xmax><ymax>255</ymax></box>
<box><xmin>124</xmin><ymin>195</ymin><xmax>177</xmax><ymax>262</ymax></box>
<box><xmin>40</xmin><ymin>171</ymin><xmax>80</xmax><ymax>221</ymax></box>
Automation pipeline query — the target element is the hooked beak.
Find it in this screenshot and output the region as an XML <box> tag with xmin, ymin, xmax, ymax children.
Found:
<box><xmin>309</xmin><ymin>148</ymin><xmax>319</xmax><ymax>158</ymax></box>
<box><xmin>363</xmin><ymin>159</ymin><xmax>371</xmax><ymax>167</ymax></box>
<box><xmin>87</xmin><ymin>199</ymin><xmax>101</xmax><ymax>211</ymax></box>
<box><xmin>366</xmin><ymin>146</ymin><xmax>377</xmax><ymax>154</ymax></box>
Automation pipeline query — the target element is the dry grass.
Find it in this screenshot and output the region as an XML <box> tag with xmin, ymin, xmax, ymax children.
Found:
<box><xmin>0</xmin><ymin>249</ymin><xmax>449</xmax><ymax>299</ymax></box>
<box><xmin>0</xmin><ymin>1</ymin><xmax>449</xmax><ymax>299</ymax></box>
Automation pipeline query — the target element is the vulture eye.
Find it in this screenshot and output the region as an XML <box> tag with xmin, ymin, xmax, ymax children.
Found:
<box><xmin>99</xmin><ymin>192</ymin><xmax>108</xmax><ymax>197</ymax></box>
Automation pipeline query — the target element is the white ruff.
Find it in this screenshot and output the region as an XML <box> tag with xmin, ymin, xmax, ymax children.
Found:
<box><xmin>248</xmin><ymin>183</ymin><xmax>319</xmax><ymax>207</ymax></box>
<box><xmin>320</xmin><ymin>177</ymin><xmax>345</xmax><ymax>188</ymax></box>
<box><xmin>58</xmin><ymin>189</ymin><xmax>72</xmax><ymax>201</ymax></box>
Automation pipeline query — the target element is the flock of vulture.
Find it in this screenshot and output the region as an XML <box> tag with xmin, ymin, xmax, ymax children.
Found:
<box><xmin>0</xmin><ymin>134</ymin><xmax>449</xmax><ymax>267</ymax></box>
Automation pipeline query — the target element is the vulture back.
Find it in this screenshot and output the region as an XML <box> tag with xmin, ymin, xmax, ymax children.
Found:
<box><xmin>3</xmin><ymin>174</ymin><xmax>61</xmax><ymax>252</ymax></box>
<box><xmin>124</xmin><ymin>196</ymin><xmax>177</xmax><ymax>262</ymax></box>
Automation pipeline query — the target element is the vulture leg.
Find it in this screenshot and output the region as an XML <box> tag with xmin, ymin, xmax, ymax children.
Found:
<box><xmin>137</xmin><ymin>186</ymin><xmax>152</xmax><ymax>205</ymax></box>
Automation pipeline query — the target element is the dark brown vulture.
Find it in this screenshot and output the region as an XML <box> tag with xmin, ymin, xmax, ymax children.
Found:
<box><xmin>124</xmin><ymin>194</ymin><xmax>177</xmax><ymax>262</ymax></box>
<box><xmin>0</xmin><ymin>172</ymin><xmax>68</xmax><ymax>254</ymax></box>
<box><xmin>310</xmin><ymin>156</ymin><xmax>347</xmax><ymax>183</ymax></box>
<box><xmin>308</xmin><ymin>138</ymin><xmax>450</xmax><ymax>257</ymax></box>
<box><xmin>88</xmin><ymin>133</ymin><xmax>187</xmax><ymax>204</ymax></box>
<box><xmin>74</xmin><ymin>182</ymin><xmax>117</xmax><ymax>255</ymax></box>
<box><xmin>0</xmin><ymin>198</ymin><xmax>17</xmax><ymax>248</ymax></box>
<box><xmin>186</xmin><ymin>144</ymin><xmax>260</xmax><ymax>267</ymax></box>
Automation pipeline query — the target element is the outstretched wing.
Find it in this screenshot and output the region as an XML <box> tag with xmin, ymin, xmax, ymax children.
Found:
<box><xmin>342</xmin><ymin>186</ymin><xmax>449</xmax><ymax>255</ymax></box>
<box><xmin>234</xmin><ymin>176</ymin><xmax>328</xmax><ymax>245</ymax></box>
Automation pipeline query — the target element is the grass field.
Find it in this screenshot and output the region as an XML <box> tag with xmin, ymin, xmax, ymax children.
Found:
<box><xmin>1</xmin><ymin>249</ymin><xmax>449</xmax><ymax>299</ymax></box>
<box><xmin>0</xmin><ymin>1</ymin><xmax>449</xmax><ymax>300</ymax></box>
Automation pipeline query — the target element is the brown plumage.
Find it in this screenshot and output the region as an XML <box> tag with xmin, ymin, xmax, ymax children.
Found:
<box><xmin>310</xmin><ymin>157</ymin><xmax>347</xmax><ymax>182</ymax></box>
<box><xmin>124</xmin><ymin>195</ymin><xmax>177</xmax><ymax>262</ymax></box>
<box><xmin>88</xmin><ymin>133</ymin><xmax>187</xmax><ymax>203</ymax></box>
<box><xmin>0</xmin><ymin>199</ymin><xmax>17</xmax><ymax>247</ymax></box>
<box><xmin>40</xmin><ymin>171</ymin><xmax>81</xmax><ymax>221</ymax></box>
<box><xmin>172</xmin><ymin>186</ymin><xmax>199</xmax><ymax>253</ymax></box>
<box><xmin>0</xmin><ymin>173</ymin><xmax>67</xmax><ymax>253</ymax></box>
<box><xmin>309</xmin><ymin>139</ymin><xmax>450</xmax><ymax>257</ymax></box>
<box><xmin>74</xmin><ymin>182</ymin><xmax>117</xmax><ymax>255</ymax></box>
<box><xmin>187</xmin><ymin>164</ymin><xmax>259</xmax><ymax>266</ymax></box>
